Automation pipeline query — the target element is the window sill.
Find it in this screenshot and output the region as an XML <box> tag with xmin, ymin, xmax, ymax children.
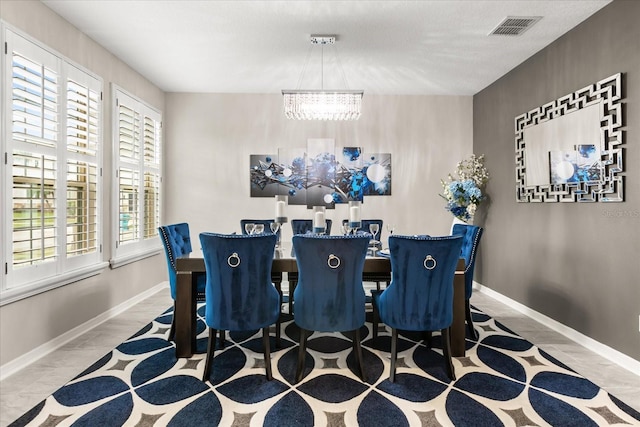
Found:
<box><xmin>109</xmin><ymin>247</ymin><xmax>163</xmax><ymax>269</ymax></box>
<box><xmin>0</xmin><ymin>262</ymin><xmax>110</xmax><ymax>307</ymax></box>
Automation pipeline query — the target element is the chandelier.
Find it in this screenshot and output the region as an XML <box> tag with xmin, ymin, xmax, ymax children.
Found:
<box><xmin>282</xmin><ymin>35</ymin><xmax>363</xmax><ymax>121</ymax></box>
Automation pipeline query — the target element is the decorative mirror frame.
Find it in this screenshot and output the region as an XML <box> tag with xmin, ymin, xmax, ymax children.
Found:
<box><xmin>515</xmin><ymin>73</ymin><xmax>624</xmax><ymax>202</ymax></box>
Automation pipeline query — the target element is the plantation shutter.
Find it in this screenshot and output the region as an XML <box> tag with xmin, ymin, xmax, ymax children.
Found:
<box><xmin>113</xmin><ymin>87</ymin><xmax>162</xmax><ymax>261</ymax></box>
<box><xmin>9</xmin><ymin>32</ymin><xmax>60</xmax><ymax>284</ymax></box>
<box><xmin>143</xmin><ymin>114</ymin><xmax>161</xmax><ymax>239</ymax></box>
<box><xmin>65</xmin><ymin>66</ymin><xmax>101</xmax><ymax>265</ymax></box>
<box><xmin>117</xmin><ymin>99</ymin><xmax>141</xmax><ymax>245</ymax></box>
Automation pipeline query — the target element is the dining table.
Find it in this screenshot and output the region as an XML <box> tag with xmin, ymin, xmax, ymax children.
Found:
<box><xmin>174</xmin><ymin>245</ymin><xmax>467</xmax><ymax>358</ymax></box>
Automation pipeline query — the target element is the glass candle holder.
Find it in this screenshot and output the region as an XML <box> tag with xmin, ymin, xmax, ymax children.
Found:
<box><xmin>348</xmin><ymin>200</ymin><xmax>361</xmax><ymax>230</ymax></box>
<box><xmin>312</xmin><ymin>206</ymin><xmax>326</xmax><ymax>234</ymax></box>
<box><xmin>275</xmin><ymin>195</ymin><xmax>288</xmax><ymax>224</ymax></box>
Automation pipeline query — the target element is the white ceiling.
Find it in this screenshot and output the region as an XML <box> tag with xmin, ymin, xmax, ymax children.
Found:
<box><xmin>42</xmin><ymin>0</ymin><xmax>611</xmax><ymax>95</ymax></box>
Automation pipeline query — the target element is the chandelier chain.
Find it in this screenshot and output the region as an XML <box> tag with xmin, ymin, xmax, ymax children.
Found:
<box><xmin>321</xmin><ymin>45</ymin><xmax>324</xmax><ymax>90</ymax></box>
<box><xmin>296</xmin><ymin>43</ymin><xmax>314</xmax><ymax>90</ymax></box>
<box><xmin>332</xmin><ymin>43</ymin><xmax>351</xmax><ymax>90</ymax></box>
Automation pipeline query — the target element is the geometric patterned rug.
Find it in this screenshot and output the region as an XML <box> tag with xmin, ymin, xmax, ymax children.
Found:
<box><xmin>9</xmin><ymin>304</ymin><xmax>640</xmax><ymax>427</ymax></box>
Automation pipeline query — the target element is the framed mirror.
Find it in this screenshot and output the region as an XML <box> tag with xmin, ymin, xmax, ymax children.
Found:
<box><xmin>515</xmin><ymin>73</ymin><xmax>623</xmax><ymax>202</ymax></box>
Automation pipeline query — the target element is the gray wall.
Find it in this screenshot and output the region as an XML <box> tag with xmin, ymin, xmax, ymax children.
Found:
<box><xmin>473</xmin><ymin>0</ymin><xmax>639</xmax><ymax>360</ymax></box>
<box><xmin>163</xmin><ymin>93</ymin><xmax>473</xmax><ymax>242</ymax></box>
<box><xmin>0</xmin><ymin>1</ymin><xmax>166</xmax><ymax>366</ymax></box>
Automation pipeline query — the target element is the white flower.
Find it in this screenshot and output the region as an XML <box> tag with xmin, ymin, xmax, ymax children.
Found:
<box><xmin>467</xmin><ymin>203</ymin><xmax>477</xmax><ymax>216</ymax></box>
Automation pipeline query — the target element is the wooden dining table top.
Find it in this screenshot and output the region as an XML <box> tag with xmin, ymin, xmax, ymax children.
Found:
<box><xmin>175</xmin><ymin>246</ymin><xmax>393</xmax><ymax>273</ymax></box>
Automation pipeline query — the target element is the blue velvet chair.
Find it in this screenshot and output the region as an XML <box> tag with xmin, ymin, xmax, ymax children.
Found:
<box><xmin>292</xmin><ymin>234</ymin><xmax>370</xmax><ymax>383</ymax></box>
<box><xmin>158</xmin><ymin>223</ymin><xmax>206</xmax><ymax>342</ymax></box>
<box><xmin>291</xmin><ymin>218</ymin><xmax>333</xmax><ymax>235</ymax></box>
<box><xmin>452</xmin><ymin>223</ymin><xmax>484</xmax><ymax>340</ymax></box>
<box><xmin>199</xmin><ymin>232</ymin><xmax>280</xmax><ymax>382</ymax></box>
<box><xmin>372</xmin><ymin>234</ymin><xmax>464</xmax><ymax>381</ymax></box>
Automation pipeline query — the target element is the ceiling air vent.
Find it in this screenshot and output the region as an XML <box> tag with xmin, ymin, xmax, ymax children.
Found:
<box><xmin>489</xmin><ymin>16</ymin><xmax>542</xmax><ymax>36</ymax></box>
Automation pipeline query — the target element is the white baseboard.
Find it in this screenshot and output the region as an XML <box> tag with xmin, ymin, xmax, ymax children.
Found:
<box><xmin>0</xmin><ymin>283</ymin><xmax>166</xmax><ymax>382</ymax></box>
<box><xmin>475</xmin><ymin>282</ymin><xmax>640</xmax><ymax>377</ymax></box>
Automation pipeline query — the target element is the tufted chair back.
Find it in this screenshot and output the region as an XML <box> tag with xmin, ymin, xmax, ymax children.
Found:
<box><xmin>199</xmin><ymin>232</ymin><xmax>279</xmax><ymax>331</ymax></box>
<box><xmin>292</xmin><ymin>234</ymin><xmax>369</xmax><ymax>332</ymax></box>
<box><xmin>452</xmin><ymin>224</ymin><xmax>483</xmax><ymax>300</ymax></box>
<box><xmin>375</xmin><ymin>234</ymin><xmax>463</xmax><ymax>332</ymax></box>
<box><xmin>159</xmin><ymin>223</ymin><xmax>197</xmax><ymax>300</ymax></box>
<box><xmin>291</xmin><ymin>219</ymin><xmax>333</xmax><ymax>235</ymax></box>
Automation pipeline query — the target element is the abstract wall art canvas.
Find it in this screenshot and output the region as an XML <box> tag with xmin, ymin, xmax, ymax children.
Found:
<box><xmin>249</xmin><ymin>140</ymin><xmax>392</xmax><ymax>208</ymax></box>
<box><xmin>362</xmin><ymin>152</ymin><xmax>392</xmax><ymax>196</ymax></box>
<box><xmin>250</xmin><ymin>154</ymin><xmax>279</xmax><ymax>197</ymax></box>
<box><xmin>305</xmin><ymin>139</ymin><xmax>336</xmax><ymax>208</ymax></box>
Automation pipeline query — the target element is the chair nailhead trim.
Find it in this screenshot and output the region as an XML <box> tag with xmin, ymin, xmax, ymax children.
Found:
<box><xmin>160</xmin><ymin>227</ymin><xmax>177</xmax><ymax>271</ymax></box>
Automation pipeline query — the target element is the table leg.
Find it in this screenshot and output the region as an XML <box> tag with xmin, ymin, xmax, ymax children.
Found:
<box><xmin>175</xmin><ymin>270</ymin><xmax>196</xmax><ymax>358</ymax></box>
<box><xmin>451</xmin><ymin>268</ymin><xmax>466</xmax><ymax>357</ymax></box>
<box><xmin>288</xmin><ymin>279</ymin><xmax>297</xmax><ymax>316</ymax></box>
<box><xmin>273</xmin><ymin>275</ymin><xmax>282</xmax><ymax>347</ymax></box>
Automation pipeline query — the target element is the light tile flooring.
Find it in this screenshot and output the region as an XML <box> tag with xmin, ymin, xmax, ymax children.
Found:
<box><xmin>1</xmin><ymin>288</ymin><xmax>639</xmax><ymax>426</ymax></box>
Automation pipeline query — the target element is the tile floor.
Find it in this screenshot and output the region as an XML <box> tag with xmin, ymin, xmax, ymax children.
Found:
<box><xmin>1</xmin><ymin>287</ymin><xmax>639</xmax><ymax>427</ymax></box>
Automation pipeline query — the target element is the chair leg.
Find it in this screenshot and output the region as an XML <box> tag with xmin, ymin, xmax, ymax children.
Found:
<box><xmin>275</xmin><ymin>317</ymin><xmax>282</xmax><ymax>349</ymax></box>
<box><xmin>352</xmin><ymin>329</ymin><xmax>366</xmax><ymax>382</ymax></box>
<box><xmin>441</xmin><ymin>328</ymin><xmax>456</xmax><ymax>381</ymax></box>
<box><xmin>202</xmin><ymin>328</ymin><xmax>217</xmax><ymax>382</ymax></box>
<box><xmin>423</xmin><ymin>331</ymin><xmax>432</xmax><ymax>348</ymax></box>
<box><xmin>295</xmin><ymin>328</ymin><xmax>309</xmax><ymax>383</ymax></box>
<box><xmin>218</xmin><ymin>329</ymin><xmax>225</xmax><ymax>349</ymax></box>
<box><xmin>389</xmin><ymin>328</ymin><xmax>398</xmax><ymax>382</ymax></box>
<box><xmin>274</xmin><ymin>277</ymin><xmax>284</xmax><ymax>336</ymax></box>
<box><xmin>288</xmin><ymin>280</ymin><xmax>297</xmax><ymax>316</ymax></box>
<box><xmin>371</xmin><ymin>295</ymin><xmax>380</xmax><ymax>342</ymax></box>
<box><xmin>465</xmin><ymin>300</ymin><xmax>478</xmax><ymax>340</ymax></box>
<box><xmin>168</xmin><ymin>302</ymin><xmax>176</xmax><ymax>341</ymax></box>
<box><xmin>262</xmin><ymin>327</ymin><xmax>273</xmax><ymax>381</ymax></box>
<box><xmin>274</xmin><ymin>278</ymin><xmax>284</xmax><ymax>317</ymax></box>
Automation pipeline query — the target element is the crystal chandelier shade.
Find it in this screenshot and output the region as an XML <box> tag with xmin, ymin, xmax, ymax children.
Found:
<box><xmin>282</xmin><ymin>35</ymin><xmax>363</xmax><ymax>121</ymax></box>
<box><xmin>282</xmin><ymin>90</ymin><xmax>363</xmax><ymax>120</ymax></box>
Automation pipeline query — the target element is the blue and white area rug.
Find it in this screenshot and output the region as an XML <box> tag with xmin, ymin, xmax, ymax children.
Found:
<box><xmin>10</xmin><ymin>305</ymin><xmax>640</xmax><ymax>426</ymax></box>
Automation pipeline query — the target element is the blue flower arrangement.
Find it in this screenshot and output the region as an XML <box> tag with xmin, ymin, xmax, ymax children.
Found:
<box><xmin>441</xmin><ymin>154</ymin><xmax>489</xmax><ymax>222</ymax></box>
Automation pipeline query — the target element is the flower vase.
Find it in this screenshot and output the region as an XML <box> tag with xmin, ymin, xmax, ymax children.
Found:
<box><xmin>450</xmin><ymin>216</ymin><xmax>472</xmax><ymax>234</ymax></box>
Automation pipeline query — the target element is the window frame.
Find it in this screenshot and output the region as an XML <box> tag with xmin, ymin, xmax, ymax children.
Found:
<box><xmin>110</xmin><ymin>85</ymin><xmax>163</xmax><ymax>268</ymax></box>
<box><xmin>1</xmin><ymin>24</ymin><xmax>107</xmax><ymax>305</ymax></box>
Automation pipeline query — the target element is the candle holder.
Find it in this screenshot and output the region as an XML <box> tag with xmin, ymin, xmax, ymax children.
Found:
<box><xmin>348</xmin><ymin>200</ymin><xmax>362</xmax><ymax>232</ymax></box>
<box><xmin>312</xmin><ymin>206</ymin><xmax>326</xmax><ymax>234</ymax></box>
<box><xmin>275</xmin><ymin>195</ymin><xmax>288</xmax><ymax>224</ymax></box>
